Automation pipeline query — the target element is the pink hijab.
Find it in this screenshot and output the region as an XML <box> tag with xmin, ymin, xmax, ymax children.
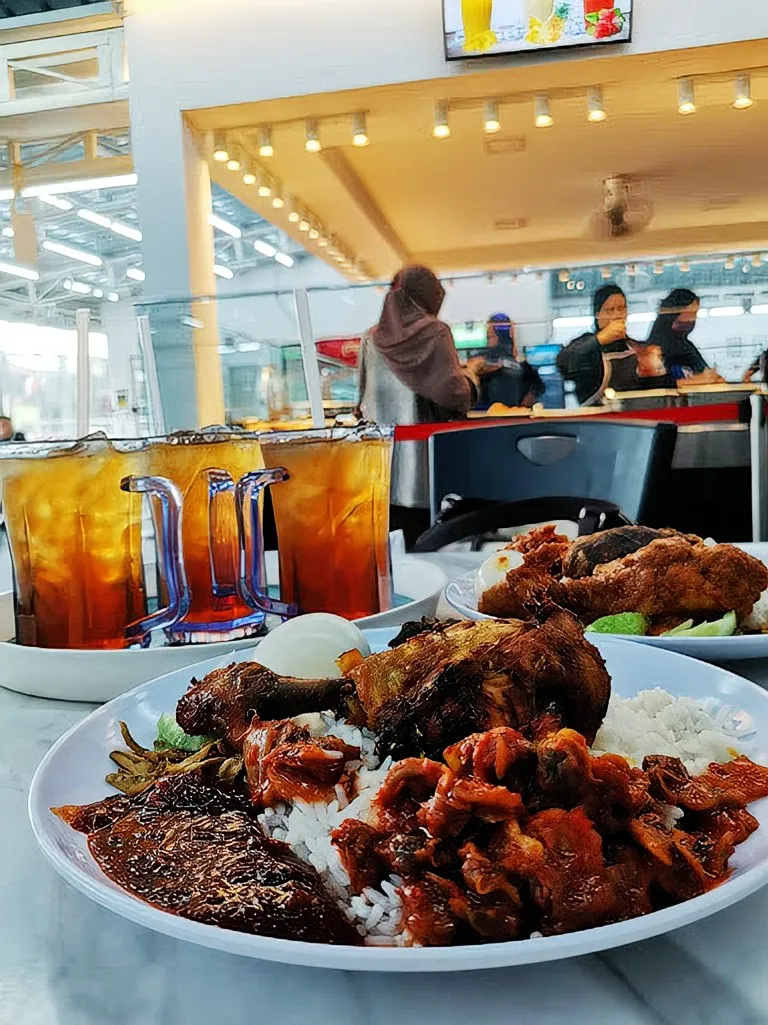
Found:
<box><xmin>373</xmin><ymin>265</ymin><xmax>472</xmax><ymax>413</ymax></box>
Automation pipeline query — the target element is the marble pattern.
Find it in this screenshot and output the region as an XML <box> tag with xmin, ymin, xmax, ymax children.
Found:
<box><xmin>5</xmin><ymin>544</ymin><xmax>768</xmax><ymax>1024</ymax></box>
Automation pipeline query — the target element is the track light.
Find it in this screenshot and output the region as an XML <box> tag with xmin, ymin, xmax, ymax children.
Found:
<box><xmin>587</xmin><ymin>86</ymin><xmax>607</xmax><ymax>123</ymax></box>
<box><xmin>725</xmin><ymin>256</ymin><xmax>736</xmax><ymax>270</ymax></box>
<box><xmin>305</xmin><ymin>119</ymin><xmax>322</xmax><ymax>153</ymax></box>
<box><xmin>534</xmin><ymin>95</ymin><xmax>553</xmax><ymax>128</ymax></box>
<box><xmin>627</xmin><ymin>263</ymin><xmax>637</xmax><ymax>277</ymax></box>
<box><xmin>212</xmin><ymin>131</ymin><xmax>229</xmax><ymax>163</ymax></box>
<box><xmin>601</xmin><ymin>266</ymin><xmax>612</xmax><ymax>279</ymax></box>
<box><xmin>734</xmin><ymin>74</ymin><xmax>753</xmax><ymax>110</ymax></box>
<box><xmin>299</xmin><ymin>217</ymin><xmax>310</xmax><ymax>233</ymax></box>
<box><xmin>257</xmin><ymin>172</ymin><xmax>272</xmax><ymax>198</ymax></box>
<box><xmin>679</xmin><ymin>260</ymin><xmax>690</xmax><ymax>272</ymax></box>
<box><xmin>272</xmin><ymin>188</ymin><xmax>285</xmax><ymax>209</ymax></box>
<box><xmin>752</xmin><ymin>254</ymin><xmax>762</xmax><ymax>268</ymax></box>
<box><xmin>258</xmin><ymin>126</ymin><xmax>274</xmax><ymax>157</ymax></box>
<box><xmin>654</xmin><ymin>261</ymin><xmax>664</xmax><ymax>275</ymax></box>
<box><xmin>678</xmin><ymin>79</ymin><xmax>696</xmax><ymax>115</ymax></box>
<box><xmin>226</xmin><ymin>147</ymin><xmax>241</xmax><ymax>172</ymax></box>
<box><xmin>352</xmin><ymin>112</ymin><xmax>369</xmax><ymax>147</ymax></box>
<box><xmin>308</xmin><ymin>226</ymin><xmax>320</xmax><ymax>240</ymax></box>
<box><xmin>558</xmin><ymin>270</ymin><xmax>570</xmax><ymax>283</ymax></box>
<box><xmin>242</xmin><ymin>169</ymin><xmax>257</xmax><ymax>186</ymax></box>
<box><xmin>483</xmin><ymin>99</ymin><xmax>501</xmax><ymax>134</ymax></box>
<box><xmin>433</xmin><ymin>102</ymin><xmax>451</xmax><ymax>139</ymax></box>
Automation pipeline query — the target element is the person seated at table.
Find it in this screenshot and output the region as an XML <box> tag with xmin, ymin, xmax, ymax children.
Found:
<box><xmin>556</xmin><ymin>284</ymin><xmax>671</xmax><ymax>405</ymax></box>
<box><xmin>474</xmin><ymin>313</ymin><xmax>545</xmax><ymax>410</ymax></box>
<box><xmin>0</xmin><ymin>415</ymin><xmax>24</xmax><ymax>442</ymax></box>
<box><xmin>743</xmin><ymin>348</ymin><xmax>768</xmax><ymax>384</ymax></box>
<box><xmin>646</xmin><ymin>288</ymin><xmax>722</xmax><ymax>385</ymax></box>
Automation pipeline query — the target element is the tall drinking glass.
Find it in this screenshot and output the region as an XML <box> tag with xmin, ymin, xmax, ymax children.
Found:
<box><xmin>0</xmin><ymin>437</ymin><xmax>186</xmax><ymax>649</ymax></box>
<box><xmin>260</xmin><ymin>425</ymin><xmax>394</xmax><ymax>620</ymax></box>
<box><xmin>147</xmin><ymin>431</ymin><xmax>274</xmax><ymax>643</ymax></box>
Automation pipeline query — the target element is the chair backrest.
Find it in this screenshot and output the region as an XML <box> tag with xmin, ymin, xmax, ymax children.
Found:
<box><xmin>428</xmin><ymin>419</ymin><xmax>678</xmax><ymax>525</ymax></box>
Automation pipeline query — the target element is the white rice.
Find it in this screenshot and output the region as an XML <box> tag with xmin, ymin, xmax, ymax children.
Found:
<box><xmin>258</xmin><ymin>690</ymin><xmax>749</xmax><ymax>945</ymax></box>
<box><xmin>592</xmin><ymin>687</ymin><xmax>748</xmax><ymax>775</ymax></box>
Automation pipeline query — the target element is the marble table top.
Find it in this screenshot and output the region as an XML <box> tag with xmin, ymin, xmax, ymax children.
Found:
<box><xmin>5</xmin><ymin>543</ymin><xmax>768</xmax><ymax>1025</ymax></box>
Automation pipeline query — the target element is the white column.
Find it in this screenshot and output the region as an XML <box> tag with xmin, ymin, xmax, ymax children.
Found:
<box><xmin>129</xmin><ymin>92</ymin><xmax>224</xmax><ymax>430</ymax></box>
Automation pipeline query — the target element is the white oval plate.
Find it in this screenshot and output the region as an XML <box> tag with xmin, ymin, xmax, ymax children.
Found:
<box><xmin>29</xmin><ymin>632</ymin><xmax>768</xmax><ymax>972</ymax></box>
<box><xmin>0</xmin><ymin>556</ymin><xmax>445</xmax><ymax>702</ymax></box>
<box><xmin>446</xmin><ymin>543</ymin><xmax>768</xmax><ymax>662</ymax></box>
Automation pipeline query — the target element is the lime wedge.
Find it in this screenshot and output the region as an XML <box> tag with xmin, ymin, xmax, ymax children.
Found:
<box><xmin>661</xmin><ymin>611</ymin><xmax>737</xmax><ymax>638</ymax></box>
<box><xmin>586</xmin><ymin>613</ymin><xmax>649</xmax><ymax>636</ymax></box>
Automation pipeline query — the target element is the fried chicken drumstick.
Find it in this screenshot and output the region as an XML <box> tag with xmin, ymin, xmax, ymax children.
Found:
<box><xmin>176</xmin><ymin>612</ymin><xmax>610</xmax><ymax>758</ymax></box>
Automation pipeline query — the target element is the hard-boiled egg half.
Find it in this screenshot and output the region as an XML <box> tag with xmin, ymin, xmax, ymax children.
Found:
<box><xmin>475</xmin><ymin>548</ymin><xmax>524</xmax><ymax>601</ymax></box>
<box><xmin>249</xmin><ymin>613</ymin><xmax>371</xmax><ymax>679</ymax></box>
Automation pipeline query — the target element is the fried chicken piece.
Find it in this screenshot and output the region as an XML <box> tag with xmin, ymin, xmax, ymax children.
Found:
<box><xmin>562</xmin><ymin>527</ymin><xmax>689</xmax><ymax>579</ymax></box>
<box><xmin>176</xmin><ymin>663</ymin><xmax>349</xmax><ymax>748</ymax></box>
<box><xmin>564</xmin><ymin>537</ymin><xmax>768</xmax><ymax>623</ymax></box>
<box><xmin>242</xmin><ymin>719</ymin><xmax>358</xmax><ymax>809</ymax></box>
<box><xmin>644</xmin><ymin>754</ymin><xmax>768</xmax><ymax>812</ymax></box>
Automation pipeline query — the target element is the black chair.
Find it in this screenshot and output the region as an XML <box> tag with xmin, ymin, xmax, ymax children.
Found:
<box><xmin>415</xmin><ymin>419</ymin><xmax>677</xmax><ymax>552</ymax></box>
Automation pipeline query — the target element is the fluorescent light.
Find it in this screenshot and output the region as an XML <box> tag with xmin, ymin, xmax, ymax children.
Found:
<box><xmin>126</xmin><ymin>267</ymin><xmax>145</xmax><ymax>281</ymax></box>
<box><xmin>111</xmin><ymin>221</ymin><xmax>142</xmax><ymax>241</ymax></box>
<box><xmin>70</xmin><ymin>281</ymin><xmax>91</xmax><ymax>294</ymax></box>
<box><xmin>254</xmin><ymin>240</ymin><xmax>277</xmax><ymax>258</ymax></box>
<box><xmin>696</xmin><ymin>308</ymin><xmax>709</xmax><ymax>319</ymax></box>
<box><xmin>0</xmin><ymin>262</ymin><xmax>39</xmax><ymax>281</ymax></box>
<box><xmin>93</xmin><ymin>288</ymin><xmax>104</xmax><ymax>298</ymax></box>
<box><xmin>38</xmin><ymin>194</ymin><xmax>73</xmax><ymax>211</ymax></box>
<box><xmin>43</xmin><ymin>240</ymin><xmax>102</xmax><ymax>266</ymax></box>
<box><xmin>751</xmin><ymin>305</ymin><xmax>768</xmax><ymax>315</ymax></box>
<box><xmin>63</xmin><ymin>279</ymin><xmax>72</xmax><ymax>289</ymax></box>
<box><xmin>23</xmin><ymin>174</ymin><xmax>138</xmax><ymax>197</ymax></box>
<box><xmin>627</xmin><ymin>312</ymin><xmax>655</xmax><ymax>324</ymax></box>
<box><xmin>107</xmin><ymin>292</ymin><xmax>120</xmax><ymax>302</ymax></box>
<box><xmin>0</xmin><ymin>189</ymin><xmax>14</xmax><ymax>201</ymax></box>
<box><xmin>552</xmin><ymin>316</ymin><xmax>592</xmax><ymax>328</ymax></box>
<box><xmin>77</xmin><ymin>208</ymin><xmax>111</xmax><ymax>228</ymax></box>
<box><xmin>209</xmin><ymin>213</ymin><xmax>241</xmax><ymax>239</ymax></box>
<box><xmin>213</xmin><ymin>264</ymin><xmax>234</xmax><ymax>279</ymax></box>
<box><xmin>1</xmin><ymin>226</ymin><xmax>13</xmax><ymax>238</ymax></box>
<box><xmin>275</xmin><ymin>252</ymin><xmax>294</xmax><ymax>268</ymax></box>
<box><xmin>709</xmin><ymin>306</ymin><xmax>744</xmax><ymax>317</ymax></box>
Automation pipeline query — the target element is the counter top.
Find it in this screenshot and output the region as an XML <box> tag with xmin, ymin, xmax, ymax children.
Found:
<box><xmin>5</xmin><ymin>547</ymin><xmax>768</xmax><ymax>1025</ymax></box>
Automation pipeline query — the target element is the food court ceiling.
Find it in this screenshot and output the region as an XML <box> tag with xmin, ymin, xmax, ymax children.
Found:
<box><xmin>188</xmin><ymin>40</ymin><xmax>768</xmax><ymax>282</ymax></box>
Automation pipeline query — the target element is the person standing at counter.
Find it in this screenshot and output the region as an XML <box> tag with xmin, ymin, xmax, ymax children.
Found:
<box><xmin>477</xmin><ymin>313</ymin><xmax>545</xmax><ymax>409</ymax></box>
<box><xmin>358</xmin><ymin>264</ymin><xmax>482</xmax><ymax>544</ymax></box>
<box><xmin>646</xmin><ymin>288</ymin><xmax>719</xmax><ymax>383</ymax></box>
<box><xmin>556</xmin><ymin>284</ymin><xmax>670</xmax><ymax>405</ymax></box>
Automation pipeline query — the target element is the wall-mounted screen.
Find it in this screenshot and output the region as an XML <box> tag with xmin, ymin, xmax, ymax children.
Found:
<box><xmin>443</xmin><ymin>0</ymin><xmax>632</xmax><ymax>60</ymax></box>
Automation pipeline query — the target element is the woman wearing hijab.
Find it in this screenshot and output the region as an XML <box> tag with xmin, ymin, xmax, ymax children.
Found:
<box><xmin>358</xmin><ymin>264</ymin><xmax>482</xmax><ymax>543</ymax></box>
<box><xmin>479</xmin><ymin>313</ymin><xmax>545</xmax><ymax>409</ymax></box>
<box><xmin>646</xmin><ymin>289</ymin><xmax>719</xmax><ymax>383</ymax></box>
<box><xmin>556</xmin><ymin>284</ymin><xmax>670</xmax><ymax>405</ymax></box>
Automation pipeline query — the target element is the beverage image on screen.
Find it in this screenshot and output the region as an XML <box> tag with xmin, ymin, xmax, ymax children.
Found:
<box><xmin>461</xmin><ymin>0</ymin><xmax>498</xmax><ymax>52</ymax></box>
<box><xmin>261</xmin><ymin>427</ymin><xmax>393</xmax><ymax>620</ymax></box>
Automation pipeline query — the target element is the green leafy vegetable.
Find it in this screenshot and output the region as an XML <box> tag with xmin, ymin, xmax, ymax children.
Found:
<box><xmin>156</xmin><ymin>713</ymin><xmax>215</xmax><ymax>753</ymax></box>
<box><xmin>586</xmin><ymin>613</ymin><xmax>649</xmax><ymax>636</ymax></box>
<box><xmin>661</xmin><ymin>612</ymin><xmax>737</xmax><ymax>638</ymax></box>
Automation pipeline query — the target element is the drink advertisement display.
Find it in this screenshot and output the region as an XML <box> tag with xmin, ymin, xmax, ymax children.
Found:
<box><xmin>443</xmin><ymin>0</ymin><xmax>632</xmax><ymax>59</ymax></box>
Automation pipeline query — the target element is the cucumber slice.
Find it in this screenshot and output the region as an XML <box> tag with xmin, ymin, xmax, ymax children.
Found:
<box><xmin>662</xmin><ymin>611</ymin><xmax>737</xmax><ymax>638</ymax></box>
<box><xmin>156</xmin><ymin>713</ymin><xmax>214</xmax><ymax>752</ymax></box>
<box><xmin>663</xmin><ymin>620</ymin><xmax>695</xmax><ymax>636</ymax></box>
<box><xmin>586</xmin><ymin>613</ymin><xmax>649</xmax><ymax>636</ymax></box>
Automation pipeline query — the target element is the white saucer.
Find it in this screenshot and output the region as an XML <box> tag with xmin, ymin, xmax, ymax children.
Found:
<box><xmin>0</xmin><ymin>556</ymin><xmax>446</xmax><ymax>703</ymax></box>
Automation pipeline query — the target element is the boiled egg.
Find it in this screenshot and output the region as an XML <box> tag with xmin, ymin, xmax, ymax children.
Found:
<box><xmin>250</xmin><ymin>613</ymin><xmax>371</xmax><ymax>679</ymax></box>
<box><xmin>475</xmin><ymin>549</ymin><xmax>524</xmax><ymax>601</ymax></box>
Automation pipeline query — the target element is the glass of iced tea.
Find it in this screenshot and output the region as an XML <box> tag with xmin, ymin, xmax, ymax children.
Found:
<box><xmin>260</xmin><ymin>424</ymin><xmax>394</xmax><ymax>620</ymax></box>
<box><xmin>0</xmin><ymin>437</ymin><xmax>187</xmax><ymax>649</ymax></box>
<box><xmin>146</xmin><ymin>431</ymin><xmax>284</xmax><ymax>643</ymax></box>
